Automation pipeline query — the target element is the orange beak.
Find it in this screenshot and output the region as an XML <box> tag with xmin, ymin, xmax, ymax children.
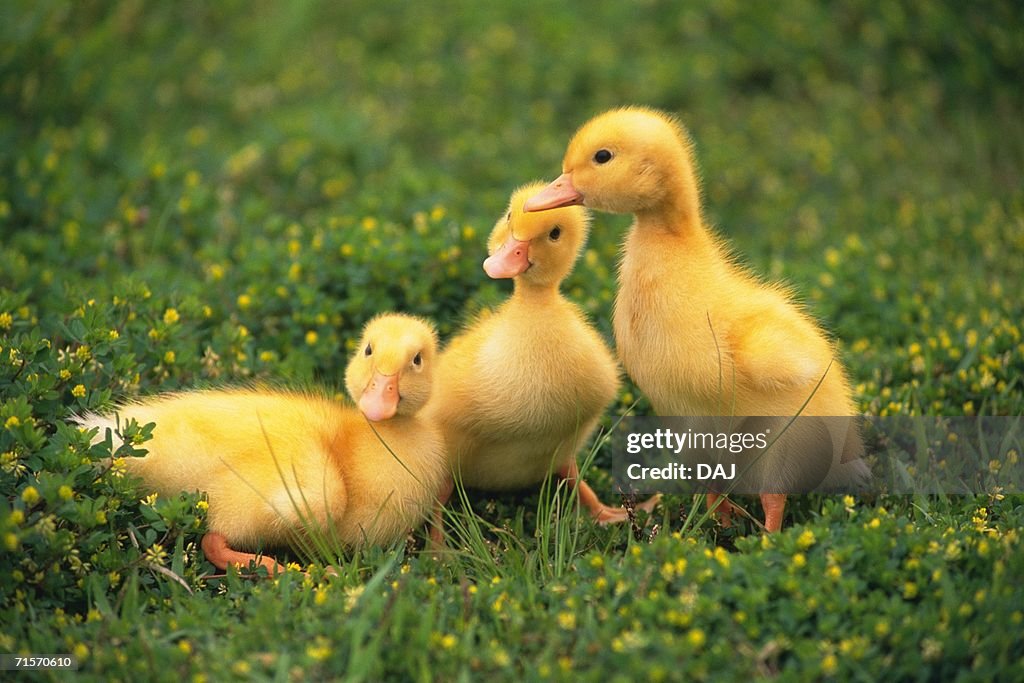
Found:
<box><xmin>523</xmin><ymin>173</ymin><xmax>583</xmax><ymax>212</ymax></box>
<box><xmin>483</xmin><ymin>237</ymin><xmax>531</xmax><ymax>279</ymax></box>
<box><xmin>358</xmin><ymin>371</ymin><xmax>399</xmax><ymax>422</ymax></box>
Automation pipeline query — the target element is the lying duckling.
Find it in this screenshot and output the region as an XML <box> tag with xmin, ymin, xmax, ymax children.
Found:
<box><xmin>75</xmin><ymin>313</ymin><xmax>446</xmax><ymax>572</ymax></box>
<box><xmin>527</xmin><ymin>107</ymin><xmax>868</xmax><ymax>532</ymax></box>
<box><xmin>427</xmin><ymin>183</ymin><xmax>657</xmax><ymax>523</ymax></box>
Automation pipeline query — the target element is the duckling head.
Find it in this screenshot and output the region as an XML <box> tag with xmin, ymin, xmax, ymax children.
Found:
<box><xmin>524</xmin><ymin>107</ymin><xmax>700</xmax><ymax>219</ymax></box>
<box><xmin>483</xmin><ymin>182</ymin><xmax>590</xmax><ymax>287</ymax></box>
<box><xmin>345</xmin><ymin>313</ymin><xmax>438</xmax><ymax>422</ymax></box>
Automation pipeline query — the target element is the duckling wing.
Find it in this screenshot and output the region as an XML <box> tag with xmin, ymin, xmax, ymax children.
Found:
<box><xmin>728</xmin><ymin>303</ymin><xmax>834</xmax><ymax>393</ymax></box>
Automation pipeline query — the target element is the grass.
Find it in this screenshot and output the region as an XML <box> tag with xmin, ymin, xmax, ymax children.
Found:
<box><xmin>2</xmin><ymin>0</ymin><xmax>1023</xmax><ymax>680</ymax></box>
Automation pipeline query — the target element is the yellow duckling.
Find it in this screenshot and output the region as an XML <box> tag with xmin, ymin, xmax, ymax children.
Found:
<box><xmin>75</xmin><ymin>313</ymin><xmax>446</xmax><ymax>573</ymax></box>
<box><xmin>427</xmin><ymin>182</ymin><xmax>657</xmax><ymax>523</ymax></box>
<box><xmin>527</xmin><ymin>107</ymin><xmax>868</xmax><ymax>532</ymax></box>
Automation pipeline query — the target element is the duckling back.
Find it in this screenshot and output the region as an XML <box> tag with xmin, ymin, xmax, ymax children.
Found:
<box><xmin>76</xmin><ymin>390</ymin><xmax>347</xmax><ymax>547</ymax></box>
<box><xmin>75</xmin><ymin>388</ymin><xmax>446</xmax><ymax>548</ymax></box>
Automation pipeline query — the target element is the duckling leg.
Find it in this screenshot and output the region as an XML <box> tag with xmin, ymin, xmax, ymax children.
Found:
<box><xmin>705</xmin><ymin>492</ymin><xmax>734</xmax><ymax>528</ymax></box>
<box><xmin>760</xmin><ymin>493</ymin><xmax>787</xmax><ymax>533</ymax></box>
<box><xmin>428</xmin><ymin>476</ymin><xmax>454</xmax><ymax>548</ymax></box>
<box><xmin>201</xmin><ymin>532</ymin><xmax>284</xmax><ymax>576</ymax></box>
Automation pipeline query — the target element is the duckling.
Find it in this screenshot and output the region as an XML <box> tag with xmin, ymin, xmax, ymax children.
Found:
<box><xmin>74</xmin><ymin>313</ymin><xmax>446</xmax><ymax>573</ymax></box>
<box><xmin>427</xmin><ymin>183</ymin><xmax>657</xmax><ymax>523</ymax></box>
<box><xmin>526</xmin><ymin>107</ymin><xmax>868</xmax><ymax>532</ymax></box>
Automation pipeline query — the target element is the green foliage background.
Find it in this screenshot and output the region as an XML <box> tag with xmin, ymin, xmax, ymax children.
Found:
<box><xmin>1</xmin><ymin>1</ymin><xmax>1022</xmax><ymax>680</ymax></box>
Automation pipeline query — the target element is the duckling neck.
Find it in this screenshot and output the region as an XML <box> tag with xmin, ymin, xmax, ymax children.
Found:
<box><xmin>635</xmin><ymin>203</ymin><xmax>713</xmax><ymax>255</ymax></box>
<box><xmin>512</xmin><ymin>280</ymin><xmax>561</xmax><ymax>306</ymax></box>
<box><xmin>375</xmin><ymin>413</ymin><xmax>420</xmax><ymax>432</ymax></box>
<box><xmin>364</xmin><ymin>414</ymin><xmax>426</xmax><ymax>450</ymax></box>
<box><xmin>635</xmin><ymin>159</ymin><xmax>704</xmax><ymax>239</ymax></box>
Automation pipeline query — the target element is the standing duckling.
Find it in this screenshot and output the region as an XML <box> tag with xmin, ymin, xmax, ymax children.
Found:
<box><xmin>427</xmin><ymin>183</ymin><xmax>657</xmax><ymax>523</ymax></box>
<box><xmin>75</xmin><ymin>313</ymin><xmax>446</xmax><ymax>573</ymax></box>
<box><xmin>526</xmin><ymin>107</ymin><xmax>868</xmax><ymax>532</ymax></box>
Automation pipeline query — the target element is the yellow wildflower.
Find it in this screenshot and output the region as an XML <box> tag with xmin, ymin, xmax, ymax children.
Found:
<box><xmin>305</xmin><ymin>643</ymin><xmax>329</xmax><ymax>663</ymax></box>
<box><xmin>492</xmin><ymin>648</ymin><xmax>510</xmax><ymax>667</ymax></box>
<box><xmin>22</xmin><ymin>486</ymin><xmax>39</xmax><ymax>505</ymax></box>
<box><xmin>686</xmin><ymin>628</ymin><xmax>706</xmax><ymax>649</ymax></box>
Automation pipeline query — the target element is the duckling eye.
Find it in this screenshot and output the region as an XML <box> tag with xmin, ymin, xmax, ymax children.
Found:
<box><xmin>548</xmin><ymin>226</ymin><xmax>561</xmax><ymax>241</ymax></box>
<box><xmin>594</xmin><ymin>149</ymin><xmax>613</xmax><ymax>164</ymax></box>
<box><xmin>506</xmin><ymin>211</ymin><xmax>512</xmax><ymax>222</ymax></box>
<box><xmin>413</xmin><ymin>352</ymin><xmax>422</xmax><ymax>367</ymax></box>
<box><xmin>364</xmin><ymin>344</ymin><xmax>372</xmax><ymax>357</ymax></box>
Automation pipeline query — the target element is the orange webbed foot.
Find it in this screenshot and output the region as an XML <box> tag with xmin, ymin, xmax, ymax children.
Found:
<box><xmin>590</xmin><ymin>503</ymin><xmax>631</xmax><ymax>525</ymax></box>
<box><xmin>588</xmin><ymin>493</ymin><xmax>663</xmax><ymax>526</ymax></box>
<box><xmin>557</xmin><ymin>460</ymin><xmax>661</xmax><ymax>525</ymax></box>
<box><xmin>201</xmin><ymin>532</ymin><xmax>285</xmax><ymax>578</ymax></box>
